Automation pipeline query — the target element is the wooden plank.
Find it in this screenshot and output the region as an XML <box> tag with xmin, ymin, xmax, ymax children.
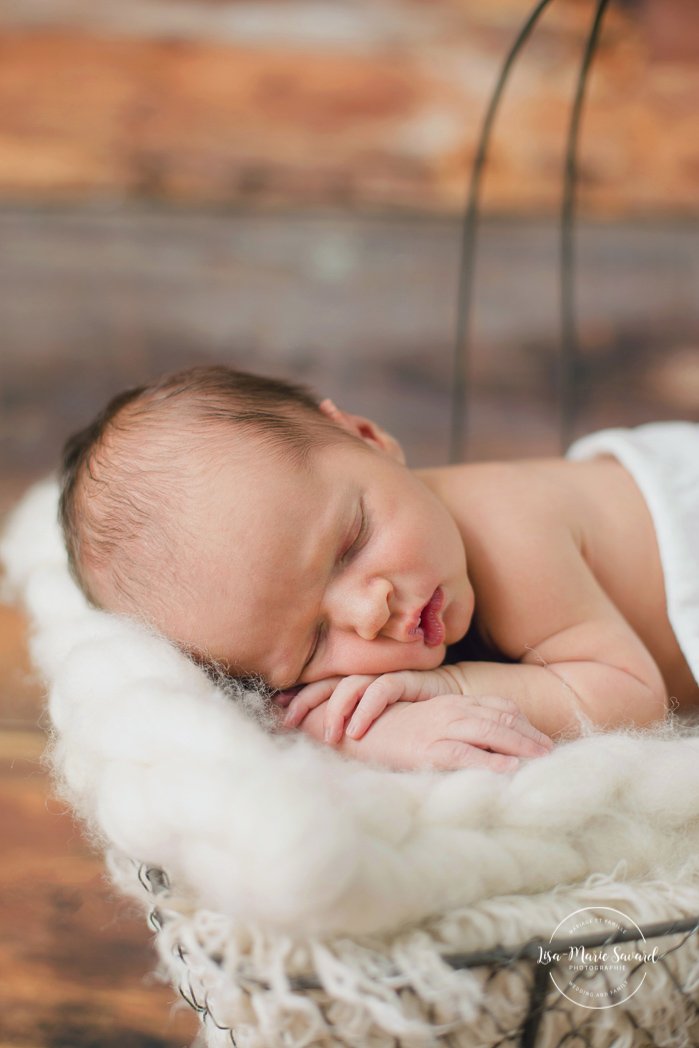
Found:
<box><xmin>0</xmin><ymin>753</ymin><xmax>200</xmax><ymax>1047</ymax></box>
<box><xmin>0</xmin><ymin>730</ymin><xmax>45</xmax><ymax>761</ymax></box>
<box><xmin>0</xmin><ymin>605</ymin><xmax>43</xmax><ymax>731</ymax></box>
<box><xmin>0</xmin><ymin>15</ymin><xmax>693</xmax><ymax>215</ymax></box>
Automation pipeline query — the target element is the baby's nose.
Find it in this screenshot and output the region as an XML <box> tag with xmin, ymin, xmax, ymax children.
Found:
<box><xmin>379</xmin><ymin>612</ymin><xmax>417</xmax><ymax>644</ymax></box>
<box><xmin>350</xmin><ymin>579</ymin><xmax>393</xmax><ymax>640</ymax></box>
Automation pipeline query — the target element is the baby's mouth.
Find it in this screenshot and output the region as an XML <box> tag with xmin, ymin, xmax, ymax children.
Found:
<box><xmin>409</xmin><ymin>588</ymin><xmax>445</xmax><ymax>647</ymax></box>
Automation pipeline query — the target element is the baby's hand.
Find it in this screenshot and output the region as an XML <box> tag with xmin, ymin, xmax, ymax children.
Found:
<box><xmin>282</xmin><ymin>667</ymin><xmax>485</xmax><ymax>744</ymax></box>
<box><xmin>297</xmin><ymin>694</ymin><xmax>554</xmax><ymax>771</ymax></box>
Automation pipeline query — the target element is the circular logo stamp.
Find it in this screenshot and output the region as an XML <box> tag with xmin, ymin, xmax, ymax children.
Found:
<box><xmin>536</xmin><ymin>907</ymin><xmax>659</xmax><ymax>1009</ymax></box>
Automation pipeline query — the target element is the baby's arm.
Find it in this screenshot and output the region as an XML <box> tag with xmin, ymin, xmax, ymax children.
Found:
<box><xmin>452</xmin><ymin>488</ymin><xmax>670</xmax><ymax>738</ymax></box>
<box><xmin>282</xmin><ymin>650</ymin><xmax>657</xmax><ymax>744</ymax></box>
<box><xmin>282</xmin><ymin>618</ymin><xmax>667</xmax><ymax>743</ymax></box>
<box><xmin>450</xmin><ymin>643</ymin><xmax>666</xmax><ymax>738</ymax></box>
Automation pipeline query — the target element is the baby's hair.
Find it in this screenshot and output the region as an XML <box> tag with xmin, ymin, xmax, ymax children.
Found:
<box><xmin>59</xmin><ymin>365</ymin><xmax>340</xmax><ymax>612</ymax></box>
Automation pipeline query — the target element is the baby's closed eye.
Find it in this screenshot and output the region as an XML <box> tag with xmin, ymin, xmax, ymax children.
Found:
<box><xmin>341</xmin><ymin>500</ymin><xmax>371</xmax><ymax>561</ymax></box>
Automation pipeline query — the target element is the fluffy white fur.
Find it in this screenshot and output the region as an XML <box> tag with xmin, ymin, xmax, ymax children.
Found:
<box><xmin>5</xmin><ymin>479</ymin><xmax>699</xmax><ymax>1046</ymax></box>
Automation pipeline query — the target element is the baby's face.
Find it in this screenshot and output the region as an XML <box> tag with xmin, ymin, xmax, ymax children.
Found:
<box><xmin>153</xmin><ymin>416</ymin><xmax>475</xmax><ymax>688</ymax></box>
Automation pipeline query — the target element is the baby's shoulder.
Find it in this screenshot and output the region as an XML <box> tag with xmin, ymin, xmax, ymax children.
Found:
<box><xmin>419</xmin><ymin>458</ymin><xmax>585</xmax><ymax>534</ymax></box>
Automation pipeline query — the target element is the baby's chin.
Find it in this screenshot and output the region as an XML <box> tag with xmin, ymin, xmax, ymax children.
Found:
<box><xmin>390</xmin><ymin>643</ymin><xmax>447</xmax><ymax>675</ymax></box>
<box><xmin>347</xmin><ymin>644</ymin><xmax>447</xmax><ymax>680</ymax></box>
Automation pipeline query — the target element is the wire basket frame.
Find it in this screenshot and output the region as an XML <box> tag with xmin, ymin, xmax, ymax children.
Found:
<box><xmin>138</xmin><ymin>864</ymin><xmax>699</xmax><ymax>1048</ymax></box>
<box><xmin>450</xmin><ymin>0</ymin><xmax>611</xmax><ymax>463</ymax></box>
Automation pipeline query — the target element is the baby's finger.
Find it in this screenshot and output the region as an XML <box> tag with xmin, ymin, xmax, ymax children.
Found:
<box><xmin>469</xmin><ymin>695</ymin><xmax>554</xmax><ymax>750</ymax></box>
<box><xmin>345</xmin><ymin>677</ymin><xmax>404</xmax><ymax>739</ymax></box>
<box><xmin>446</xmin><ymin>713</ymin><xmax>552</xmax><ymax>760</ymax></box>
<box><xmin>427</xmin><ymin>739</ymin><xmax>521</xmax><ymax>773</ymax></box>
<box><xmin>283</xmin><ymin>677</ymin><xmax>342</xmax><ymax>728</ymax></box>
<box><xmin>323</xmin><ymin>675</ymin><xmax>380</xmax><ymax>743</ymax></box>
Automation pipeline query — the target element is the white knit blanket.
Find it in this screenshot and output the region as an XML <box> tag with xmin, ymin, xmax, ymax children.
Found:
<box><xmin>5</xmin><ymin>480</ymin><xmax>699</xmax><ymax>1047</ymax></box>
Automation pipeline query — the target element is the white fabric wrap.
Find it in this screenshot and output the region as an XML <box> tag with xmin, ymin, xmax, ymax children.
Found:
<box><xmin>7</xmin><ymin>471</ymin><xmax>699</xmax><ymax>1048</ymax></box>
<box><xmin>567</xmin><ymin>421</ymin><xmax>699</xmax><ymax>685</ymax></box>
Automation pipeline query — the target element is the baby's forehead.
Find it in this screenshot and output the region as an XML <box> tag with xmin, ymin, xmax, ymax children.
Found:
<box><xmin>169</xmin><ymin>459</ymin><xmax>354</xmax><ymax>667</ymax></box>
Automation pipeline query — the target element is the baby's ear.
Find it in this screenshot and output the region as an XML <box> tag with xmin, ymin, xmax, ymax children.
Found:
<box><xmin>318</xmin><ymin>399</ymin><xmax>406</xmax><ymax>464</ymax></box>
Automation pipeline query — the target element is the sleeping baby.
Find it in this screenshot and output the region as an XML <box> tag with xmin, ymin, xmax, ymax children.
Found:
<box><xmin>59</xmin><ymin>365</ymin><xmax>697</xmax><ymax>773</ymax></box>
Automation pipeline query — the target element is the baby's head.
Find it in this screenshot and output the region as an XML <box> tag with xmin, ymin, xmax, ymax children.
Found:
<box><xmin>60</xmin><ymin>365</ymin><xmax>473</xmax><ymax>688</ymax></box>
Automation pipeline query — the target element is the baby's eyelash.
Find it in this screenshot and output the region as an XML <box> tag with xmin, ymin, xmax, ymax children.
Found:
<box><xmin>303</xmin><ymin>625</ymin><xmax>323</xmax><ymax>671</ymax></box>
<box><xmin>342</xmin><ymin>502</ymin><xmax>369</xmax><ymax>560</ymax></box>
<box><xmin>301</xmin><ymin>505</ymin><xmax>369</xmax><ymax>676</ymax></box>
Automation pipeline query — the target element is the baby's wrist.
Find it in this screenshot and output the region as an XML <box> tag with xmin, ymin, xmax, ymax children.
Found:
<box><xmin>434</xmin><ymin>663</ymin><xmax>471</xmax><ymax>695</ymax></box>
